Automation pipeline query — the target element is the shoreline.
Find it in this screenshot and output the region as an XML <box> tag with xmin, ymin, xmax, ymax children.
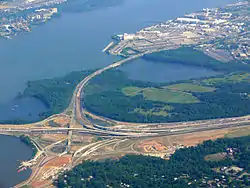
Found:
<box><xmin>0</xmin><ymin>1</ymin><xmax>247</xmax><ymax>186</ymax></box>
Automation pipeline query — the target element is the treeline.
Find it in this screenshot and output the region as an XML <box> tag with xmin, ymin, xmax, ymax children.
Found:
<box><xmin>56</xmin><ymin>136</ymin><xmax>250</xmax><ymax>188</ymax></box>
<box><xmin>84</xmin><ymin>70</ymin><xmax>250</xmax><ymax>123</ymax></box>
<box><xmin>19</xmin><ymin>135</ymin><xmax>38</xmax><ymax>158</ymax></box>
<box><xmin>143</xmin><ymin>47</ymin><xmax>250</xmax><ymax>72</ymax></box>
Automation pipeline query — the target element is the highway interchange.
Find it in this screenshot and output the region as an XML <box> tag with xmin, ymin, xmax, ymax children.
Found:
<box><xmin>0</xmin><ymin>50</ymin><xmax>249</xmax><ymax>187</ymax></box>
<box><xmin>1</xmin><ymin>49</ymin><xmax>250</xmax><ymax>141</ymax></box>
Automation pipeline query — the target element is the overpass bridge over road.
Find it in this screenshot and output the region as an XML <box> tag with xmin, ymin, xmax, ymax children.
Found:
<box><xmin>0</xmin><ymin>119</ymin><xmax>249</xmax><ymax>139</ymax></box>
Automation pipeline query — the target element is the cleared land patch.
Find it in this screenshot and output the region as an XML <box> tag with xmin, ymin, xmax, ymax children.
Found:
<box><xmin>134</xmin><ymin>107</ymin><xmax>170</xmax><ymax>117</ymax></box>
<box><xmin>166</xmin><ymin>83</ymin><xmax>216</xmax><ymax>92</ymax></box>
<box><xmin>122</xmin><ymin>86</ymin><xmax>143</xmax><ymax>96</ymax></box>
<box><xmin>225</xmin><ymin>126</ymin><xmax>250</xmax><ymax>138</ymax></box>
<box><xmin>204</xmin><ymin>152</ymin><xmax>227</xmax><ymax>162</ymax></box>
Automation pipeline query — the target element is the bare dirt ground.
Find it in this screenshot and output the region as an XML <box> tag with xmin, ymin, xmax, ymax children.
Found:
<box><xmin>52</xmin><ymin>117</ymin><xmax>70</xmax><ymax>127</ymax></box>
<box><xmin>21</xmin><ymin>125</ymin><xmax>250</xmax><ymax>187</ymax></box>
<box><xmin>0</xmin><ymin>5</ymin><xmax>12</xmax><ymax>9</ymax></box>
<box><xmin>31</xmin><ymin>180</ymin><xmax>51</xmax><ymax>188</ymax></box>
<box><xmin>226</xmin><ymin>126</ymin><xmax>250</xmax><ymax>138</ymax></box>
<box><xmin>44</xmin><ymin>156</ymin><xmax>71</xmax><ymax>168</ymax></box>
<box><xmin>71</xmin><ymin>135</ymin><xmax>95</xmax><ymax>144</ymax></box>
<box><xmin>132</xmin><ymin>126</ymin><xmax>250</xmax><ymax>159</ymax></box>
<box><xmin>43</xmin><ymin>116</ymin><xmax>70</xmax><ymax>127</ymax></box>
<box><xmin>40</xmin><ymin>134</ymin><xmax>67</xmax><ymax>142</ymax></box>
<box><xmin>138</xmin><ymin>140</ymin><xmax>168</xmax><ymax>153</ymax></box>
<box><xmin>204</xmin><ymin>152</ymin><xmax>227</xmax><ymax>161</ymax></box>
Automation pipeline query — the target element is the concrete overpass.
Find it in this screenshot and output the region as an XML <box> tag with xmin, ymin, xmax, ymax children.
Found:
<box><xmin>0</xmin><ymin>118</ymin><xmax>249</xmax><ymax>138</ymax></box>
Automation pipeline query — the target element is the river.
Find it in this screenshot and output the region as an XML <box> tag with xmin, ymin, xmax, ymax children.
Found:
<box><xmin>0</xmin><ymin>135</ymin><xmax>33</xmax><ymax>188</ymax></box>
<box><xmin>120</xmin><ymin>58</ymin><xmax>220</xmax><ymax>83</ymax></box>
<box><xmin>0</xmin><ymin>0</ymin><xmax>236</xmax><ymax>186</ymax></box>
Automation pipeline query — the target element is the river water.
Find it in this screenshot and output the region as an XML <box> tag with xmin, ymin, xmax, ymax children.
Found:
<box><xmin>0</xmin><ymin>135</ymin><xmax>33</xmax><ymax>188</ymax></box>
<box><xmin>120</xmin><ymin>58</ymin><xmax>220</xmax><ymax>83</ymax></box>
<box><xmin>0</xmin><ymin>0</ymin><xmax>236</xmax><ymax>186</ymax></box>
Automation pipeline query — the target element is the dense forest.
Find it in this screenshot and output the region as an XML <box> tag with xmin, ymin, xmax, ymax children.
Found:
<box><xmin>20</xmin><ymin>70</ymin><xmax>94</xmax><ymax>120</ymax></box>
<box><xmin>19</xmin><ymin>135</ymin><xmax>38</xmax><ymax>158</ymax></box>
<box><xmin>83</xmin><ymin>70</ymin><xmax>250</xmax><ymax>123</ymax></box>
<box><xmin>56</xmin><ymin>136</ymin><xmax>250</xmax><ymax>188</ymax></box>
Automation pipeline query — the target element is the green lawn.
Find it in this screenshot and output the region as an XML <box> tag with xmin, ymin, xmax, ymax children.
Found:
<box><xmin>134</xmin><ymin>108</ymin><xmax>169</xmax><ymax>116</ymax></box>
<box><xmin>166</xmin><ymin>83</ymin><xmax>216</xmax><ymax>92</ymax></box>
<box><xmin>122</xmin><ymin>86</ymin><xmax>199</xmax><ymax>104</ymax></box>
<box><xmin>143</xmin><ymin>88</ymin><xmax>199</xmax><ymax>104</ymax></box>
<box><xmin>202</xmin><ymin>72</ymin><xmax>250</xmax><ymax>85</ymax></box>
<box><xmin>133</xmin><ymin>105</ymin><xmax>173</xmax><ymax>117</ymax></box>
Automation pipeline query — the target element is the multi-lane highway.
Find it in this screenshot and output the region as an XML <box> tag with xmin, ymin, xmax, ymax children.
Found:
<box><xmin>1</xmin><ymin>51</ymin><xmax>250</xmax><ymax>138</ymax></box>
<box><xmin>1</xmin><ymin>115</ymin><xmax>250</xmax><ymax>138</ymax></box>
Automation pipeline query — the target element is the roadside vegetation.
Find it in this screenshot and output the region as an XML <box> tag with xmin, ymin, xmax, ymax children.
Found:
<box><xmin>19</xmin><ymin>135</ymin><xmax>38</xmax><ymax>158</ymax></box>
<box><xmin>56</xmin><ymin>135</ymin><xmax>250</xmax><ymax>188</ymax></box>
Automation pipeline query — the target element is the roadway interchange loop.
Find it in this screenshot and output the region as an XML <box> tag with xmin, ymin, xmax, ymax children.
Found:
<box><xmin>1</xmin><ymin>52</ymin><xmax>250</xmax><ymax>138</ymax></box>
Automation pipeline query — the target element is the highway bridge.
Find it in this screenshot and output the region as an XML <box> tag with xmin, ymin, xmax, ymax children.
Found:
<box><xmin>0</xmin><ymin>117</ymin><xmax>249</xmax><ymax>138</ymax></box>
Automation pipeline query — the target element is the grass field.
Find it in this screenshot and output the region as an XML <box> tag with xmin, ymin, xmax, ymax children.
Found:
<box><xmin>143</xmin><ymin>88</ymin><xmax>199</xmax><ymax>103</ymax></box>
<box><xmin>122</xmin><ymin>86</ymin><xmax>199</xmax><ymax>104</ymax></box>
<box><xmin>122</xmin><ymin>86</ymin><xmax>143</xmax><ymax>96</ymax></box>
<box><xmin>134</xmin><ymin>108</ymin><xmax>169</xmax><ymax>116</ymax></box>
<box><xmin>225</xmin><ymin>126</ymin><xmax>250</xmax><ymax>138</ymax></box>
<box><xmin>202</xmin><ymin>72</ymin><xmax>250</xmax><ymax>85</ymax></box>
<box><xmin>133</xmin><ymin>105</ymin><xmax>173</xmax><ymax>117</ymax></box>
<box><xmin>166</xmin><ymin>83</ymin><xmax>216</xmax><ymax>92</ymax></box>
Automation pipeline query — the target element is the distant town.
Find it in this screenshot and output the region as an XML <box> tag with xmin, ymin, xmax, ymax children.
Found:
<box><xmin>108</xmin><ymin>1</ymin><xmax>249</xmax><ymax>63</ymax></box>
<box><xmin>0</xmin><ymin>0</ymin><xmax>123</xmax><ymax>39</ymax></box>
<box><xmin>0</xmin><ymin>0</ymin><xmax>65</xmax><ymax>39</ymax></box>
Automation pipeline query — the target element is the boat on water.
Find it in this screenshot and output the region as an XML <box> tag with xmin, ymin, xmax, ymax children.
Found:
<box><xmin>17</xmin><ymin>166</ymin><xmax>27</xmax><ymax>173</ymax></box>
